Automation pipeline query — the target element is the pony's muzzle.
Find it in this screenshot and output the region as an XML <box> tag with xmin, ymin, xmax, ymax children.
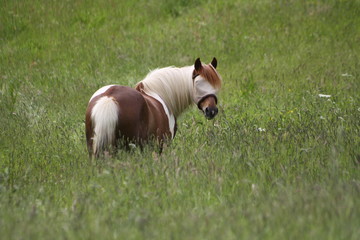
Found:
<box><xmin>204</xmin><ymin>106</ymin><xmax>218</xmax><ymax>119</ymax></box>
<box><xmin>197</xmin><ymin>95</ymin><xmax>218</xmax><ymax>120</ymax></box>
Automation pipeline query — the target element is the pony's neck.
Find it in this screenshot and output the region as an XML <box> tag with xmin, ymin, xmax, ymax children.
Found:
<box><xmin>139</xmin><ymin>66</ymin><xmax>194</xmax><ymax>117</ymax></box>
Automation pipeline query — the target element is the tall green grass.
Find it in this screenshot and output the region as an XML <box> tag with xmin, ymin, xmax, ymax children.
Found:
<box><xmin>1</xmin><ymin>0</ymin><xmax>359</xmax><ymax>239</ymax></box>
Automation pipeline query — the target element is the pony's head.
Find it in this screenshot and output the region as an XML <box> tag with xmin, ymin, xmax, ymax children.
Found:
<box><xmin>192</xmin><ymin>58</ymin><xmax>222</xmax><ymax>119</ymax></box>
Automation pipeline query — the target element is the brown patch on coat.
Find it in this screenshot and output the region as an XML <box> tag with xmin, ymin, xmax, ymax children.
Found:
<box><xmin>85</xmin><ymin>85</ymin><xmax>173</xmax><ymax>158</ymax></box>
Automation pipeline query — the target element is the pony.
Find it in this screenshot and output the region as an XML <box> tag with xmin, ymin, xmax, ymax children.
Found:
<box><xmin>85</xmin><ymin>58</ymin><xmax>222</xmax><ymax>158</ymax></box>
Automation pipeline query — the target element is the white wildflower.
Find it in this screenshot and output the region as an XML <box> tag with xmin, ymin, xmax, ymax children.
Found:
<box><xmin>257</xmin><ymin>127</ymin><xmax>266</xmax><ymax>132</ymax></box>
<box><xmin>319</xmin><ymin>94</ymin><xmax>331</xmax><ymax>98</ymax></box>
<box><xmin>129</xmin><ymin>143</ymin><xmax>136</xmax><ymax>149</ymax></box>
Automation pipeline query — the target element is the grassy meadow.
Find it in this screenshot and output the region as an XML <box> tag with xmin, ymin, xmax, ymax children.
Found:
<box><xmin>1</xmin><ymin>0</ymin><xmax>360</xmax><ymax>239</ymax></box>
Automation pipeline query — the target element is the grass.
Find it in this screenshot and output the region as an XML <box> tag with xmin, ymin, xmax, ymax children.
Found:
<box><xmin>1</xmin><ymin>0</ymin><xmax>360</xmax><ymax>239</ymax></box>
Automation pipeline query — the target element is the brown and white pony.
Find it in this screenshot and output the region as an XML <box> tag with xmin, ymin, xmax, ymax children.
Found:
<box><xmin>85</xmin><ymin>58</ymin><xmax>222</xmax><ymax>158</ymax></box>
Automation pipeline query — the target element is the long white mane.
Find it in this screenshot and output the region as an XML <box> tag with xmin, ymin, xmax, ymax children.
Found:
<box><xmin>137</xmin><ymin>66</ymin><xmax>194</xmax><ymax>117</ymax></box>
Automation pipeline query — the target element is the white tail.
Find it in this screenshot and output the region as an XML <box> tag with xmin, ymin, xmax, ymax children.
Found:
<box><xmin>91</xmin><ymin>96</ymin><xmax>119</xmax><ymax>156</ymax></box>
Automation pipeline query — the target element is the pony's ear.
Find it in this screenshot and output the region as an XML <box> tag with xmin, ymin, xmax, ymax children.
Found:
<box><xmin>211</xmin><ymin>57</ymin><xmax>217</xmax><ymax>69</ymax></box>
<box><xmin>135</xmin><ymin>82</ymin><xmax>144</xmax><ymax>92</ymax></box>
<box><xmin>194</xmin><ymin>58</ymin><xmax>202</xmax><ymax>71</ymax></box>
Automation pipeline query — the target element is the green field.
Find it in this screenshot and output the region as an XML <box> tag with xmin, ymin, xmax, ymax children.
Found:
<box><xmin>1</xmin><ymin>0</ymin><xmax>360</xmax><ymax>239</ymax></box>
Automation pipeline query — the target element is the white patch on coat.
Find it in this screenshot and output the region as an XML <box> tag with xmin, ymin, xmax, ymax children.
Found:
<box><xmin>89</xmin><ymin>85</ymin><xmax>115</xmax><ymax>102</ymax></box>
<box><xmin>144</xmin><ymin>90</ymin><xmax>175</xmax><ymax>139</ymax></box>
